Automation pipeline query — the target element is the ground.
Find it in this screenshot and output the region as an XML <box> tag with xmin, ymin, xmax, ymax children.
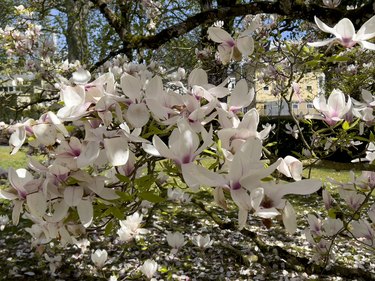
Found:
<box><xmin>0</xmin><ymin>146</ymin><xmax>374</xmax><ymax>280</ymax></box>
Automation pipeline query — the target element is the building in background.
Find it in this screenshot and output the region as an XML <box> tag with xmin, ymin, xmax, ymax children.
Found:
<box><xmin>256</xmin><ymin>72</ymin><xmax>324</xmax><ymax>117</ymax></box>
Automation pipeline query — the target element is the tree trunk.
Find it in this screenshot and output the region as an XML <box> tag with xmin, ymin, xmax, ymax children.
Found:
<box><xmin>64</xmin><ymin>0</ymin><xmax>90</xmax><ymax>64</ymax></box>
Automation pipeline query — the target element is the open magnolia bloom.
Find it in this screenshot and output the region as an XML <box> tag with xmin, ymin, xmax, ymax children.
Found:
<box><xmin>308</xmin><ymin>16</ymin><xmax>375</xmax><ymax>50</ymax></box>
<box><xmin>218</xmin><ymin>108</ymin><xmax>271</xmax><ymax>156</ymax></box>
<box><xmin>208</xmin><ymin>26</ymin><xmax>255</xmax><ymax>65</ymax></box>
<box><xmin>246</xmin><ymin>180</ymin><xmax>321</xmax><ymax>233</ymax></box>
<box><xmin>143</xmin><ymin>119</ymin><xmax>212</xmax><ymax>167</ymax></box>
<box><xmin>308</xmin><ymin>89</ymin><xmax>352</xmax><ymax>126</ymax></box>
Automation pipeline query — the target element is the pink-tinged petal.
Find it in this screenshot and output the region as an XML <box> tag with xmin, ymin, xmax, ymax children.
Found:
<box><xmin>142</xmin><ymin>142</ymin><xmax>161</xmax><ymax>157</ymax></box>
<box><xmin>33</xmin><ymin>124</ymin><xmax>57</xmax><ymax>146</ymax></box>
<box><xmin>8</xmin><ymin>168</ymin><xmax>32</xmax><ymax>197</ymax></box>
<box><xmin>0</xmin><ymin>189</ymin><xmax>18</xmax><ymax>200</ymax></box>
<box><xmin>314</xmin><ymin>16</ymin><xmax>335</xmax><ymax>34</ymax></box>
<box><xmin>152</xmin><ymin>135</ymin><xmax>175</xmax><ymax>159</ymax></box>
<box><xmin>236</xmin><ymin>36</ymin><xmax>254</xmax><ymax>57</ymax></box>
<box><xmin>358</xmin><ymin>41</ymin><xmax>375</xmax><ymax>50</ymax></box>
<box><xmin>76</xmin><ymin>141</ymin><xmax>100</xmax><ymax>168</ymax></box>
<box><xmin>104</xmin><ymin>137</ymin><xmax>129</xmax><ymax>166</ymax></box>
<box><xmin>195</xmin><ymin>126</ymin><xmax>213</xmax><ymax>156</ymax></box>
<box><xmin>181</xmin><ymin>162</ymin><xmax>227</xmax><ymax>191</ymax></box>
<box><xmin>283</xmin><ymin>201</ymin><xmax>297</xmax><ymax>234</ymax></box>
<box><xmin>230</xmin><ymin>188</ymin><xmax>252</xmax><ymax>211</ymax></box>
<box><xmin>47</xmin><ymin>112</ymin><xmax>69</xmax><ymax>137</ymax></box>
<box><xmin>238</xmin><ymin>208</ymin><xmax>248</xmax><ymax>230</ymax></box>
<box><xmin>188</xmin><ymin>68</ymin><xmax>208</xmax><ymax>86</ymax></box>
<box><xmin>213</xmin><ymin>186</ymin><xmax>227</xmax><ymax>210</ymax></box>
<box><xmin>72</xmin><ymin>68</ymin><xmax>91</xmax><ymax>84</ymax></box>
<box><xmin>254</xmin><ymin>207</ymin><xmax>280</xmax><ymax>218</ymax></box>
<box><xmin>356</xmin><ymin>15</ymin><xmax>375</xmax><ymax>40</ymax></box>
<box><xmin>229</xmin><ymin>80</ymin><xmax>254</xmax><ymax>110</ymax></box>
<box><xmin>250</xmin><ymin>187</ymin><xmax>264</xmax><ymax>210</ymax></box>
<box><xmin>272</xmin><ymin>179</ymin><xmax>321</xmax><ymax>203</ymax></box>
<box><xmin>97</xmin><ymin>188</ymin><xmax>119</xmax><ymax>200</ymax></box>
<box><xmin>120</xmin><ymin>73</ymin><xmax>142</xmax><ymax>102</ymax></box>
<box><xmin>239</xmin><ymin>108</ymin><xmax>258</xmax><ymax>131</ymax></box>
<box><xmin>26</xmin><ymin>192</ymin><xmax>47</xmax><ymax>218</ymax></box>
<box><xmin>335</xmin><ymin>18</ymin><xmax>355</xmax><ymax>40</ymax></box>
<box><xmin>307</xmin><ymin>38</ymin><xmax>336</xmax><ymax>47</ymax></box>
<box><xmin>9</xmin><ymin>126</ymin><xmax>26</xmax><ymax>155</ymax></box>
<box><xmin>59</xmin><ymin>225</ymin><xmax>73</xmax><ymax>246</ymax></box>
<box><xmin>218</xmin><ymin>44</ymin><xmax>232</xmax><ymax>65</ymax></box>
<box><xmin>145</xmin><ymin>75</ymin><xmax>163</xmax><ymax>97</ymax></box>
<box><xmin>46</xmin><ymin>200</ymin><xmax>69</xmax><ymax>223</ymax></box>
<box><xmin>12</xmin><ymin>200</ymin><xmax>23</xmax><ymax>225</ymax></box>
<box><xmin>207</xmin><ymin>27</ymin><xmax>233</xmax><ymax>43</ymax></box>
<box><xmin>60</xmin><ymin>86</ymin><xmax>85</xmax><ymax>107</ymax></box>
<box><xmin>64</xmin><ymin>186</ymin><xmax>83</xmax><ymax>207</ymax></box>
<box><xmin>322</xmin><ymin>189</ymin><xmax>334</xmax><ymax>210</ymax></box>
<box><xmin>208</xmin><ymin>86</ymin><xmax>229</xmax><ymax>99</ymax></box>
<box><xmin>77</xmin><ymin>199</ymin><xmax>93</xmax><ymax>227</ymax></box>
<box><xmin>277</xmin><ymin>159</ymin><xmax>292</xmax><ymax>178</ymax></box>
<box><xmin>240</xmin><ymin>159</ymin><xmax>282</xmax><ymax>191</ymax></box>
<box><xmin>126</xmin><ymin>103</ymin><xmax>150</xmax><ymax>128</ymax></box>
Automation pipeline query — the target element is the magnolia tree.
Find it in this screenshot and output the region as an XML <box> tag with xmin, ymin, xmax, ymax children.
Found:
<box><xmin>1</xmin><ymin>3</ymin><xmax>375</xmax><ymax>279</ymax></box>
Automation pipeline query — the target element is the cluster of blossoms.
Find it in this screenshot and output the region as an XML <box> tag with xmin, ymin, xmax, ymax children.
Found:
<box><xmin>1</xmin><ymin>60</ymin><xmax>323</xmax><ymax>248</ymax></box>
<box><xmin>2</xmin><ymin>6</ymin><xmax>375</xmax><ymax>271</ymax></box>
<box><xmin>305</xmin><ymin>171</ymin><xmax>375</xmax><ymax>262</ymax></box>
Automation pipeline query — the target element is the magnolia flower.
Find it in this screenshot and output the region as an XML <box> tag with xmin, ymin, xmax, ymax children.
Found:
<box><xmin>310</xmin><ymin>89</ymin><xmax>352</xmax><ymax>125</ymax></box>
<box><xmin>322</xmin><ymin>0</ymin><xmax>341</xmax><ymax>8</ymax></box>
<box><xmin>44</xmin><ymin>253</ymin><xmax>62</xmax><ymax>274</ymax></box>
<box><xmin>117</xmin><ymin>212</ymin><xmax>148</xmax><ymax>242</ymax></box>
<box><xmin>247</xmin><ymin>180</ymin><xmax>321</xmax><ymax>233</ymax></box>
<box><xmin>181</xmin><ymin>138</ymin><xmax>283</xmax><ymax>228</ymax></box>
<box><xmin>140</xmin><ymin>259</ymin><xmax>158</xmax><ymax>279</ymax></box>
<box><xmin>166</xmin><ymin>231</ymin><xmax>186</xmax><ymax>254</ymax></box>
<box><xmin>350</xmin><ymin>220</ymin><xmax>375</xmax><ymax>246</ymax></box>
<box><xmin>322</xmin><ymin>218</ymin><xmax>343</xmax><ymax>236</ymax></box>
<box><xmin>0</xmin><ymin>215</ymin><xmax>9</xmax><ymax>231</ymax></box>
<box><xmin>218</xmin><ymin>108</ymin><xmax>270</xmax><ymax>155</ymax></box>
<box><xmin>143</xmin><ymin>119</ymin><xmax>212</xmax><ymax>167</ymax></box>
<box><xmin>308</xmin><ymin>16</ymin><xmax>375</xmax><ymax>50</ymax></box>
<box><xmin>167</xmin><ymin>188</ymin><xmax>191</xmax><ymax>203</ymax></box>
<box><xmin>208</xmin><ymin>19</ymin><xmax>258</xmax><ymax>64</ymax></box>
<box><xmin>284</xmin><ymin>123</ymin><xmax>302</xmax><ymax>139</ymax></box>
<box><xmin>277</xmin><ymin>156</ymin><xmax>303</xmax><ymax>181</ymax></box>
<box><xmin>192</xmin><ymin>234</ymin><xmax>213</xmax><ymax>249</ymax></box>
<box><xmin>91</xmin><ymin>249</ymin><xmax>108</xmax><ymax>268</ymax></box>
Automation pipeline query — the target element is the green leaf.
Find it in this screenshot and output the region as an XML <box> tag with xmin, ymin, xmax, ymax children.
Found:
<box><xmin>159</xmin><ymin>266</ymin><xmax>168</xmax><ymax>273</ymax></box>
<box><xmin>104</xmin><ymin>220</ymin><xmax>114</xmax><ymax>236</ymax></box>
<box><xmin>342</xmin><ymin>121</ymin><xmax>350</xmax><ymax>131</ymax></box>
<box><xmin>116</xmin><ymin>174</ymin><xmax>130</xmax><ymax>183</ymax></box>
<box><xmin>139</xmin><ymin>191</ymin><xmax>165</xmax><ymax>203</ymax></box>
<box><xmin>115</xmin><ymin>191</ymin><xmax>133</xmax><ymax>202</ymax></box>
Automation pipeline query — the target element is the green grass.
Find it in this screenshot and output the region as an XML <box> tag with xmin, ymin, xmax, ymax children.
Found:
<box><xmin>302</xmin><ymin>160</ymin><xmax>362</xmax><ymax>183</ymax></box>
<box><xmin>0</xmin><ymin>146</ymin><xmax>28</xmax><ymax>170</ymax></box>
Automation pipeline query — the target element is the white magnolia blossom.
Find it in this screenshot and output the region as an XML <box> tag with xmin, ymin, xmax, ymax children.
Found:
<box><xmin>0</xmin><ymin>215</ymin><xmax>9</xmax><ymax>231</ymax></box>
<box><xmin>91</xmin><ymin>249</ymin><xmax>108</xmax><ymax>268</ymax></box>
<box><xmin>309</xmin><ymin>89</ymin><xmax>352</xmax><ymax>126</ymax></box>
<box><xmin>140</xmin><ymin>259</ymin><xmax>158</xmax><ymax>279</ymax></box>
<box><xmin>322</xmin><ymin>0</ymin><xmax>341</xmax><ymax>8</ymax></box>
<box><xmin>166</xmin><ymin>231</ymin><xmax>186</xmax><ymax>254</ymax></box>
<box><xmin>308</xmin><ymin>16</ymin><xmax>375</xmax><ymax>50</ymax></box>
<box><xmin>117</xmin><ymin>212</ymin><xmax>148</xmax><ymax>242</ymax></box>
<box><xmin>192</xmin><ymin>234</ymin><xmax>213</xmax><ymax>249</ymax></box>
<box><xmin>208</xmin><ymin>17</ymin><xmax>259</xmax><ymax>64</ymax></box>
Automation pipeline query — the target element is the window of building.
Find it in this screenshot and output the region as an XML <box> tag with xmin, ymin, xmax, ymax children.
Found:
<box><xmin>292</xmin><ymin>103</ymin><xmax>299</xmax><ymax>109</ymax></box>
<box><xmin>306</xmin><ymin>85</ymin><xmax>312</xmax><ymax>91</ymax></box>
<box><xmin>307</xmin><ymin>103</ymin><xmax>314</xmax><ymax>108</ymax></box>
<box><xmin>263</xmin><ymin>86</ymin><xmax>269</xmax><ymax>91</ymax></box>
